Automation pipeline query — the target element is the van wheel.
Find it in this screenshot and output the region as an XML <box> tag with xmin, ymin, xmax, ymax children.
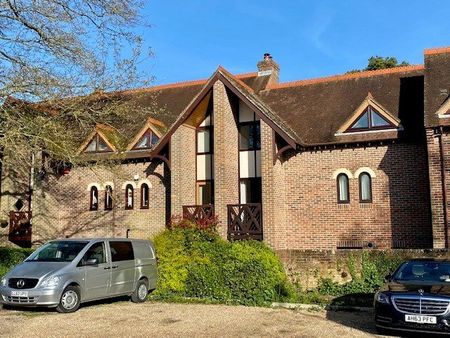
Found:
<box><xmin>131</xmin><ymin>280</ymin><xmax>148</xmax><ymax>303</ymax></box>
<box><xmin>56</xmin><ymin>286</ymin><xmax>81</xmax><ymax>313</ymax></box>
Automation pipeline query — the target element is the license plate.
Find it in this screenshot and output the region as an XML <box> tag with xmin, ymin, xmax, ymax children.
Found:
<box><xmin>405</xmin><ymin>314</ymin><xmax>437</xmax><ymax>324</ymax></box>
<box><xmin>11</xmin><ymin>290</ymin><xmax>28</xmax><ymax>297</ymax></box>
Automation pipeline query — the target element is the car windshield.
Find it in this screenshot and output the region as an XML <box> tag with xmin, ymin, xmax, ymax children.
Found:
<box><xmin>26</xmin><ymin>241</ymin><xmax>89</xmax><ymax>262</ymax></box>
<box><xmin>394</xmin><ymin>261</ymin><xmax>450</xmax><ymax>283</ymax></box>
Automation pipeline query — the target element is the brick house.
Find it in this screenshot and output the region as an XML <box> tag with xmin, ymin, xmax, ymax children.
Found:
<box><xmin>2</xmin><ymin>46</ymin><xmax>450</xmax><ymax>252</ymax></box>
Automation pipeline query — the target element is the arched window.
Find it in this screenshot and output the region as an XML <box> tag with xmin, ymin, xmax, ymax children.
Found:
<box><xmin>105</xmin><ymin>185</ymin><xmax>113</xmax><ymax>210</ymax></box>
<box><xmin>125</xmin><ymin>184</ymin><xmax>134</xmax><ymax>210</ymax></box>
<box><xmin>337</xmin><ymin>174</ymin><xmax>350</xmax><ymax>204</ymax></box>
<box><xmin>141</xmin><ymin>183</ymin><xmax>149</xmax><ymax>209</ymax></box>
<box><xmin>359</xmin><ymin>172</ymin><xmax>372</xmax><ymax>203</ymax></box>
<box><xmin>90</xmin><ymin>186</ymin><xmax>98</xmax><ymax>211</ymax></box>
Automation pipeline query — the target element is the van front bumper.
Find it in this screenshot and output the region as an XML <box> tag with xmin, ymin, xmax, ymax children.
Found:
<box><xmin>0</xmin><ymin>286</ymin><xmax>63</xmax><ymax>307</ymax></box>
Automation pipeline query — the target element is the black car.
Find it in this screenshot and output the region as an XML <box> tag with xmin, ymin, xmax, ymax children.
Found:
<box><xmin>375</xmin><ymin>259</ymin><xmax>450</xmax><ymax>335</ymax></box>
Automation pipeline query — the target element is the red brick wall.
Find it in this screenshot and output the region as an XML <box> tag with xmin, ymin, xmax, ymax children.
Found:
<box><xmin>261</xmin><ymin>141</ymin><xmax>432</xmax><ymax>250</ymax></box>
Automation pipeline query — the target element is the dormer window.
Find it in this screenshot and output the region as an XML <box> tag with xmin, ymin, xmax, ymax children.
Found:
<box><xmin>348</xmin><ymin>106</ymin><xmax>394</xmax><ymax>132</ymax></box>
<box><xmin>133</xmin><ymin>129</ymin><xmax>159</xmax><ymax>150</ymax></box>
<box><xmin>84</xmin><ymin>134</ymin><xmax>113</xmax><ymax>153</ymax></box>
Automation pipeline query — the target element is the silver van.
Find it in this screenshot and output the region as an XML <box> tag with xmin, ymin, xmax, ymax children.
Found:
<box><xmin>0</xmin><ymin>238</ymin><xmax>157</xmax><ymax>313</ymax></box>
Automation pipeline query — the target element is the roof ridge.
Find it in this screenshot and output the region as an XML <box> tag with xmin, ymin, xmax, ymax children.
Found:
<box><xmin>120</xmin><ymin>71</ymin><xmax>258</xmax><ymax>95</ymax></box>
<box><xmin>265</xmin><ymin>65</ymin><xmax>424</xmax><ymax>90</ymax></box>
<box><xmin>424</xmin><ymin>46</ymin><xmax>450</xmax><ymax>55</ymax></box>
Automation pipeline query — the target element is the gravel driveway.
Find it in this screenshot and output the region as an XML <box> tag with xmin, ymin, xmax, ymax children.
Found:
<box><xmin>0</xmin><ymin>301</ymin><xmax>385</xmax><ymax>338</ymax></box>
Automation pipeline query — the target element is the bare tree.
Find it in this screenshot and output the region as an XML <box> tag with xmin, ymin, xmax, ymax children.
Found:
<box><xmin>0</xmin><ymin>0</ymin><xmax>157</xmax><ymax>169</ymax></box>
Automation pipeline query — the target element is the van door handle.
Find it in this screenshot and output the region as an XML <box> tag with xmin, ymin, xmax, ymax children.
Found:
<box><xmin>112</xmin><ymin>265</ymin><xmax>118</xmax><ymax>269</ymax></box>
<box><xmin>104</xmin><ymin>267</ymin><xmax>111</xmax><ymax>270</ymax></box>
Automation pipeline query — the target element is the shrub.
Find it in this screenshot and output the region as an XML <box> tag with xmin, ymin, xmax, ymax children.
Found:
<box><xmin>152</xmin><ymin>227</ymin><xmax>295</xmax><ymax>306</ymax></box>
<box><xmin>0</xmin><ymin>247</ymin><xmax>33</xmax><ymax>277</ymax></box>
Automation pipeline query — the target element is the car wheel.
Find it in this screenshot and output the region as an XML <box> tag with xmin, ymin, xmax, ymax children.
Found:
<box><xmin>56</xmin><ymin>286</ymin><xmax>81</xmax><ymax>313</ymax></box>
<box><xmin>131</xmin><ymin>279</ymin><xmax>148</xmax><ymax>303</ymax></box>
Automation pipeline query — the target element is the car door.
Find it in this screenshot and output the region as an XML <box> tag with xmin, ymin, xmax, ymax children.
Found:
<box><xmin>80</xmin><ymin>241</ymin><xmax>111</xmax><ymax>300</ymax></box>
<box><xmin>108</xmin><ymin>240</ymin><xmax>136</xmax><ymax>295</ymax></box>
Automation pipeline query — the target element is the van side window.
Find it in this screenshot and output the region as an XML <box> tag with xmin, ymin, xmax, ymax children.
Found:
<box><xmin>109</xmin><ymin>241</ymin><xmax>134</xmax><ymax>262</ymax></box>
<box><xmin>82</xmin><ymin>242</ymin><xmax>106</xmax><ymax>265</ymax></box>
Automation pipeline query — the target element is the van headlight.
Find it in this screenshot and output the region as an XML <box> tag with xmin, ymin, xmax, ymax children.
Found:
<box><xmin>375</xmin><ymin>292</ymin><xmax>390</xmax><ymax>304</ymax></box>
<box><xmin>41</xmin><ymin>276</ymin><xmax>62</xmax><ymax>288</ymax></box>
<box><xmin>0</xmin><ymin>277</ymin><xmax>6</xmax><ymax>286</ymax></box>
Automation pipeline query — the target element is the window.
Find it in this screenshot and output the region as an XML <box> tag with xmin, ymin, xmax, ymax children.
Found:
<box><xmin>133</xmin><ymin>129</ymin><xmax>159</xmax><ymax>150</ymax></box>
<box><xmin>85</xmin><ymin>134</ymin><xmax>113</xmax><ymax>153</ymax></box>
<box><xmin>239</xmin><ymin>178</ymin><xmax>262</xmax><ymax>204</ymax></box>
<box><xmin>197</xmin><ymin>181</ymin><xmax>214</xmax><ymax>205</ymax></box>
<box><xmin>90</xmin><ymin>186</ymin><xmax>98</xmax><ymax>211</ymax></box>
<box><xmin>348</xmin><ymin>106</ymin><xmax>394</xmax><ymax>132</ymax></box>
<box><xmin>105</xmin><ymin>185</ymin><xmax>113</xmax><ymax>210</ymax></box>
<box><xmin>337</xmin><ymin>174</ymin><xmax>350</xmax><ymax>203</ymax></box>
<box><xmin>125</xmin><ymin>184</ymin><xmax>134</xmax><ymax>210</ymax></box>
<box><xmin>239</xmin><ymin>122</ymin><xmax>261</xmax><ymax>151</ymax></box>
<box><xmin>109</xmin><ymin>241</ymin><xmax>134</xmax><ymax>262</ymax></box>
<box><xmin>81</xmin><ymin>242</ymin><xmax>106</xmax><ymax>265</ymax></box>
<box><xmin>359</xmin><ymin>172</ymin><xmax>372</xmax><ymax>203</ymax></box>
<box><xmin>141</xmin><ymin>183</ymin><xmax>149</xmax><ymax>209</ymax></box>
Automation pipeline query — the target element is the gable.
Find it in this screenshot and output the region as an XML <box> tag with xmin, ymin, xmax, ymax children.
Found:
<box><xmin>337</xmin><ymin>93</ymin><xmax>401</xmax><ymax>134</ymax></box>
<box><xmin>437</xmin><ymin>96</ymin><xmax>450</xmax><ymax>119</ymax></box>
<box><xmin>82</xmin><ymin>132</ymin><xmax>114</xmax><ymax>153</ymax></box>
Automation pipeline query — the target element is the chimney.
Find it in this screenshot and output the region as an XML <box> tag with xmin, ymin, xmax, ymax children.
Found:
<box><xmin>257</xmin><ymin>53</ymin><xmax>279</xmax><ymax>84</ymax></box>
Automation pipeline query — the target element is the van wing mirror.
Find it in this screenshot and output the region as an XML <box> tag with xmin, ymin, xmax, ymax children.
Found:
<box><xmin>85</xmin><ymin>258</ymin><xmax>99</xmax><ymax>266</ymax></box>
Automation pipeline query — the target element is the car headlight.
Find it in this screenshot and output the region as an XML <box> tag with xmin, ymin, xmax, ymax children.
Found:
<box><xmin>375</xmin><ymin>292</ymin><xmax>390</xmax><ymax>304</ymax></box>
<box><xmin>41</xmin><ymin>276</ymin><xmax>62</xmax><ymax>288</ymax></box>
<box><xmin>0</xmin><ymin>277</ymin><xmax>6</xmax><ymax>286</ymax></box>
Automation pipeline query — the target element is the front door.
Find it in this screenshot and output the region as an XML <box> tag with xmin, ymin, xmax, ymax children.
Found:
<box><xmin>108</xmin><ymin>240</ymin><xmax>136</xmax><ymax>295</ymax></box>
<box><xmin>81</xmin><ymin>241</ymin><xmax>111</xmax><ymax>300</ymax></box>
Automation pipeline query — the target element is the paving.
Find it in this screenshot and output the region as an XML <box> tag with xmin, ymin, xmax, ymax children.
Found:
<box><xmin>0</xmin><ymin>301</ymin><xmax>387</xmax><ymax>338</ymax></box>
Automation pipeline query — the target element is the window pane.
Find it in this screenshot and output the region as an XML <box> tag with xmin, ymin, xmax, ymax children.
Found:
<box><xmin>338</xmin><ymin>175</ymin><xmax>349</xmax><ymax>202</ymax></box>
<box><xmin>197</xmin><ymin>129</ymin><xmax>210</xmax><ymax>153</ymax></box>
<box><xmin>141</xmin><ymin>184</ymin><xmax>149</xmax><ymax>208</ymax></box>
<box><xmin>239</xmin><ymin>178</ymin><xmax>262</xmax><ymax>204</ymax></box>
<box><xmin>151</xmin><ymin>133</ymin><xmax>159</xmax><ymax>145</ymax></box>
<box><xmin>90</xmin><ymin>187</ymin><xmax>98</xmax><ymax>210</ymax></box>
<box><xmin>109</xmin><ymin>241</ymin><xmax>134</xmax><ymax>262</ymax></box>
<box><xmin>360</xmin><ymin>173</ymin><xmax>372</xmax><ymax>201</ymax></box>
<box><xmin>136</xmin><ymin>133</ymin><xmax>150</xmax><ymax>148</ymax></box>
<box><xmin>83</xmin><ymin>242</ymin><xmax>106</xmax><ymax>264</ymax></box>
<box><xmin>97</xmin><ymin>137</ymin><xmax>110</xmax><ymax>152</ymax></box>
<box><xmin>197</xmin><ymin>181</ymin><xmax>213</xmax><ymax>205</ymax></box>
<box><xmin>126</xmin><ymin>185</ymin><xmax>133</xmax><ymax>209</ymax></box>
<box><xmin>86</xmin><ymin>138</ymin><xmax>97</xmax><ymax>152</ymax></box>
<box><xmin>105</xmin><ymin>186</ymin><xmax>113</xmax><ymax>209</ymax></box>
<box><xmin>239</xmin><ymin>125</ymin><xmax>251</xmax><ymax>150</ymax></box>
<box><xmin>351</xmin><ymin>112</ymin><xmax>369</xmax><ymax>129</ymax></box>
<box><xmin>370</xmin><ymin>109</ymin><xmax>391</xmax><ymax>127</ymax></box>
<box><xmin>254</xmin><ymin>123</ymin><xmax>261</xmax><ymax>149</ymax></box>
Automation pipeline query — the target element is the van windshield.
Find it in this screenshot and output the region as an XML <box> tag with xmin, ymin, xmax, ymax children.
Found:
<box><xmin>394</xmin><ymin>261</ymin><xmax>450</xmax><ymax>283</ymax></box>
<box><xmin>26</xmin><ymin>241</ymin><xmax>89</xmax><ymax>262</ymax></box>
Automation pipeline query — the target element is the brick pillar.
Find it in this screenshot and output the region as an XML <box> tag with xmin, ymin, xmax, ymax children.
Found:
<box><xmin>213</xmin><ymin>81</ymin><xmax>239</xmax><ymax>238</ymax></box>
<box><xmin>426</xmin><ymin>128</ymin><xmax>447</xmax><ymax>248</ymax></box>
<box><xmin>170</xmin><ymin>125</ymin><xmax>196</xmax><ymax>216</ymax></box>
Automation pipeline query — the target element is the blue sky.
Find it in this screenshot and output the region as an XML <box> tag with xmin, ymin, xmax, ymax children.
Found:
<box><xmin>138</xmin><ymin>0</ymin><xmax>450</xmax><ymax>85</ymax></box>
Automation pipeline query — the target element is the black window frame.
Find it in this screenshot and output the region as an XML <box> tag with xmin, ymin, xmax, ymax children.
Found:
<box><xmin>104</xmin><ymin>185</ymin><xmax>113</xmax><ymax>210</ymax></box>
<box><xmin>359</xmin><ymin>172</ymin><xmax>373</xmax><ymax>203</ymax></box>
<box><xmin>125</xmin><ymin>184</ymin><xmax>134</xmax><ymax>210</ymax></box>
<box><xmin>140</xmin><ymin>183</ymin><xmax>149</xmax><ymax>209</ymax></box>
<box><xmin>336</xmin><ymin>173</ymin><xmax>350</xmax><ymax>204</ymax></box>
<box><xmin>89</xmin><ymin>186</ymin><xmax>99</xmax><ymax>211</ymax></box>
<box><xmin>238</xmin><ymin>121</ymin><xmax>261</xmax><ymax>151</ymax></box>
<box><xmin>347</xmin><ymin>106</ymin><xmax>395</xmax><ymax>132</ymax></box>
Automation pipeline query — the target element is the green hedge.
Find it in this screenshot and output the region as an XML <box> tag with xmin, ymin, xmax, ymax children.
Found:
<box><xmin>0</xmin><ymin>247</ymin><xmax>33</xmax><ymax>277</ymax></box>
<box><xmin>153</xmin><ymin>227</ymin><xmax>295</xmax><ymax>306</ymax></box>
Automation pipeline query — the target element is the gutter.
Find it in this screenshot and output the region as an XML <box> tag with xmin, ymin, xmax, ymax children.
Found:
<box><xmin>437</xmin><ymin>126</ymin><xmax>449</xmax><ymax>248</ymax></box>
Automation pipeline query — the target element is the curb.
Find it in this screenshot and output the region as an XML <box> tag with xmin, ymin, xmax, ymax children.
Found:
<box><xmin>271</xmin><ymin>302</ymin><xmax>373</xmax><ymax>312</ymax></box>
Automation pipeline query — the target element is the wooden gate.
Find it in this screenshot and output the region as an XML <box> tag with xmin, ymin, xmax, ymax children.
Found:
<box><xmin>227</xmin><ymin>203</ymin><xmax>263</xmax><ymax>241</ymax></box>
<box><xmin>9</xmin><ymin>211</ymin><xmax>32</xmax><ymax>248</ymax></box>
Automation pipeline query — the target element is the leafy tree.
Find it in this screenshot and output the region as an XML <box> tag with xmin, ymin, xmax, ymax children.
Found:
<box><xmin>347</xmin><ymin>56</ymin><xmax>410</xmax><ymax>73</ymax></box>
